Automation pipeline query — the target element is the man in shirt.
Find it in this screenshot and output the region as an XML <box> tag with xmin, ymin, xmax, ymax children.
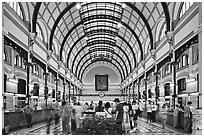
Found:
<box><xmin>113</xmin><ymin>98</ymin><xmax>123</xmax><ymax>135</ymax></box>
<box><xmin>23</xmin><ymin>103</ymin><xmax>34</xmax><ymax>128</ymax></box>
<box><xmin>184</xmin><ymin>101</ymin><xmax>193</xmax><ymax>134</ymax></box>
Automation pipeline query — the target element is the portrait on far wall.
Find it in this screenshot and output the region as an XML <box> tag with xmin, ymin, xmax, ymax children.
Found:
<box><xmin>95</xmin><ymin>75</ymin><xmax>108</xmax><ymax>91</ymax></box>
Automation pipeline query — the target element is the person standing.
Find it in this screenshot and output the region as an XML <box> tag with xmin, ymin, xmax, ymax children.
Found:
<box><xmin>53</xmin><ymin>102</ymin><xmax>60</xmax><ymax>125</ymax></box>
<box><xmin>151</xmin><ymin>102</ymin><xmax>157</xmax><ymax>123</ymax></box>
<box><xmin>104</xmin><ymin>102</ymin><xmax>113</xmax><ymax>118</ymax></box>
<box><xmin>123</xmin><ymin>102</ymin><xmax>131</xmax><ymax>133</ymax></box>
<box><xmin>95</xmin><ymin>100</ymin><xmax>104</xmax><ymax>112</ymax></box>
<box><xmin>113</xmin><ymin>98</ymin><xmax>124</xmax><ymax>135</ymax></box>
<box><xmin>146</xmin><ymin>100</ymin><xmax>152</xmax><ymax>123</ymax></box>
<box><xmin>61</xmin><ymin>101</ymin><xmax>73</xmax><ymax>135</ymax></box>
<box><xmin>138</xmin><ymin>101</ymin><xmax>144</xmax><ymax>118</ymax></box>
<box><xmin>184</xmin><ymin>101</ymin><xmax>193</xmax><ymax>134</ymax></box>
<box><xmin>73</xmin><ymin>102</ymin><xmax>84</xmax><ymax>129</ymax></box>
<box><xmin>127</xmin><ymin>101</ymin><xmax>134</xmax><ymax>130</ymax></box>
<box><xmin>160</xmin><ymin>103</ymin><xmax>168</xmax><ymax>129</ymax></box>
<box><xmin>23</xmin><ymin>103</ymin><xmax>34</xmax><ymax>128</ymax></box>
<box><xmin>131</xmin><ymin>100</ymin><xmax>139</xmax><ymax>132</ymax></box>
<box><xmin>173</xmin><ymin>104</ymin><xmax>183</xmax><ymax>128</ymax></box>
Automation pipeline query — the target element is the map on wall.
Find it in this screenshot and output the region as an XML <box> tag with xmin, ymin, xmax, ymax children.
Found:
<box><xmin>95</xmin><ymin>75</ymin><xmax>108</xmax><ymax>91</ymax></box>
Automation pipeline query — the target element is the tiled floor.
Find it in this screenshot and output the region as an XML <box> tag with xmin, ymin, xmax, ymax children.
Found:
<box><xmin>9</xmin><ymin>118</ymin><xmax>186</xmax><ymax>135</ymax></box>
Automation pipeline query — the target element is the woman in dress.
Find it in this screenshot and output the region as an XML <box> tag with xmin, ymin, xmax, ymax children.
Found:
<box><xmin>123</xmin><ymin>102</ymin><xmax>131</xmax><ymax>133</ymax></box>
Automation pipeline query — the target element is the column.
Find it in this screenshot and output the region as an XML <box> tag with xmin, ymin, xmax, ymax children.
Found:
<box><xmin>63</xmin><ymin>80</ymin><xmax>66</xmax><ymax>102</ymax></box>
<box><xmin>26</xmin><ymin>33</ymin><xmax>35</xmax><ymax>105</ymax></box>
<box><xmin>166</xmin><ymin>31</ymin><xmax>176</xmax><ymax>108</ymax></box>
<box><xmin>55</xmin><ymin>74</ymin><xmax>59</xmax><ymax>101</ymax></box>
<box><xmin>128</xmin><ymin>84</ymin><xmax>131</xmax><ymax>101</ymax></box>
<box><xmin>137</xmin><ymin>80</ymin><xmax>140</xmax><ymax>101</ymax></box>
<box><xmin>132</xmin><ymin>82</ymin><xmax>135</xmax><ymax>100</ymax></box>
<box><xmin>68</xmin><ymin>82</ymin><xmax>71</xmax><ymax>105</ymax></box>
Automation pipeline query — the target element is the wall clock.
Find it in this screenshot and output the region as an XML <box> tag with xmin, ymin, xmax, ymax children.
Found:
<box><xmin>99</xmin><ymin>91</ymin><xmax>105</xmax><ymax>98</ymax></box>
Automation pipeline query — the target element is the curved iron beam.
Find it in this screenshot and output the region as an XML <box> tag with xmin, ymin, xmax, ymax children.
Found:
<box><xmin>81</xmin><ymin>8</ymin><xmax>122</xmax><ymax>16</ymax></box>
<box><xmin>32</xmin><ymin>2</ymin><xmax>42</xmax><ymax>33</ymax></box>
<box><xmin>60</xmin><ymin>20</ymin><xmax>140</xmax><ymax>68</ymax></box>
<box><xmin>79</xmin><ymin>58</ymin><xmax>124</xmax><ymax>81</ymax></box>
<box><xmin>82</xmin><ymin>2</ymin><xmax>122</xmax><ymax>8</ymax></box>
<box><xmin>66</xmin><ymin>31</ymin><xmax>136</xmax><ymax>69</ymax></box>
<box><xmin>161</xmin><ymin>2</ymin><xmax>171</xmax><ymax>32</ymax></box>
<box><xmin>125</xmin><ymin>2</ymin><xmax>153</xmax><ymax>52</ymax></box>
<box><xmin>74</xmin><ymin>50</ymin><xmax>128</xmax><ymax>78</ymax></box>
<box><xmin>70</xmin><ymin>40</ymin><xmax>132</xmax><ymax>74</ymax></box>
<box><xmin>49</xmin><ymin>2</ymin><xmax>77</xmax><ymax>50</ymax></box>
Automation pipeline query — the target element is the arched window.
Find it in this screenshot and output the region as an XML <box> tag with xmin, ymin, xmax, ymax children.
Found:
<box><xmin>18</xmin><ymin>79</ymin><xmax>26</xmax><ymax>94</ymax></box>
<box><xmin>193</xmin><ymin>44</ymin><xmax>199</xmax><ymax>63</ymax></box>
<box><xmin>164</xmin><ymin>83</ymin><xmax>170</xmax><ymax>96</ymax></box>
<box><xmin>177</xmin><ymin>58</ymin><xmax>181</xmax><ymax>69</ymax></box>
<box><xmin>159</xmin><ymin>24</ymin><xmax>166</xmax><ymax>40</ymax></box>
<box><xmin>32</xmin><ymin>64</ymin><xmax>39</xmax><ymax>76</ymax></box>
<box><xmin>6</xmin><ymin>2</ymin><xmax>24</xmax><ymax>20</ymax></box>
<box><xmin>14</xmin><ymin>55</ymin><xmax>19</xmax><ymax>66</ymax></box>
<box><xmin>178</xmin><ymin>78</ymin><xmax>186</xmax><ymax>94</ymax></box>
<box><xmin>32</xmin><ymin>83</ymin><xmax>39</xmax><ymax>96</ymax></box>
<box><xmin>4</xmin><ymin>50</ymin><xmax>7</xmax><ymax>61</ymax></box>
<box><xmin>182</xmin><ymin>54</ymin><xmax>189</xmax><ymax>67</ymax></box>
<box><xmin>179</xmin><ymin>2</ymin><xmax>194</xmax><ymax>18</ymax></box>
<box><xmin>164</xmin><ymin>63</ymin><xmax>171</xmax><ymax>75</ymax></box>
<box><xmin>14</xmin><ymin>54</ymin><xmax>26</xmax><ymax>69</ymax></box>
<box><xmin>36</xmin><ymin>23</ymin><xmax>44</xmax><ymax>41</ymax></box>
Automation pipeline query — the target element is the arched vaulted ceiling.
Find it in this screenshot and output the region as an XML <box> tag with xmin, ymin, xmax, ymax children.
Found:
<box><xmin>31</xmin><ymin>2</ymin><xmax>170</xmax><ymax>83</ymax></box>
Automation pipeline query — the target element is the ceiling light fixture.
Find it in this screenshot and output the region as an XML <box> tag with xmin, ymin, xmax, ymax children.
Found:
<box><xmin>84</xmin><ymin>36</ymin><xmax>88</xmax><ymax>40</ymax></box>
<box><xmin>122</xmin><ymin>3</ymin><xmax>126</xmax><ymax>8</ymax></box>
<box><xmin>115</xmin><ymin>36</ymin><xmax>119</xmax><ymax>40</ymax></box>
<box><xmin>117</xmin><ymin>22</ymin><xmax>122</xmax><ymax>28</ymax></box>
<box><xmin>76</xmin><ymin>3</ymin><xmax>81</xmax><ymax>9</ymax></box>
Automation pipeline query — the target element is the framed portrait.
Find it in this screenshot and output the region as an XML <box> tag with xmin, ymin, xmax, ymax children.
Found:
<box><xmin>95</xmin><ymin>75</ymin><xmax>108</xmax><ymax>91</ymax></box>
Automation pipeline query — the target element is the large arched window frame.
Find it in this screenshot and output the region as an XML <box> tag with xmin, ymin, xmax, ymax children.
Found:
<box><xmin>192</xmin><ymin>44</ymin><xmax>199</xmax><ymax>63</ymax></box>
<box><xmin>14</xmin><ymin>54</ymin><xmax>26</xmax><ymax>69</ymax></box>
<box><xmin>31</xmin><ymin>63</ymin><xmax>40</xmax><ymax>76</ymax></box>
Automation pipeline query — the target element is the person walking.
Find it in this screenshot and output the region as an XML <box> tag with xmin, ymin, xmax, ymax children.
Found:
<box><xmin>146</xmin><ymin>100</ymin><xmax>152</xmax><ymax>123</ymax></box>
<box><xmin>113</xmin><ymin>98</ymin><xmax>124</xmax><ymax>135</ymax></box>
<box><xmin>160</xmin><ymin>103</ymin><xmax>168</xmax><ymax>129</ymax></box>
<box><xmin>173</xmin><ymin>104</ymin><xmax>182</xmax><ymax>128</ymax></box>
<box><xmin>127</xmin><ymin>101</ymin><xmax>134</xmax><ymax>130</ymax></box>
<box><xmin>131</xmin><ymin>100</ymin><xmax>139</xmax><ymax>132</ymax></box>
<box><xmin>151</xmin><ymin>102</ymin><xmax>157</xmax><ymax>123</ymax></box>
<box><xmin>123</xmin><ymin>102</ymin><xmax>131</xmax><ymax>133</ymax></box>
<box><xmin>23</xmin><ymin>103</ymin><xmax>34</xmax><ymax>128</ymax></box>
<box><xmin>73</xmin><ymin>102</ymin><xmax>84</xmax><ymax>129</ymax></box>
<box><xmin>184</xmin><ymin>101</ymin><xmax>193</xmax><ymax>134</ymax></box>
<box><xmin>53</xmin><ymin>102</ymin><xmax>60</xmax><ymax>125</ymax></box>
<box><xmin>61</xmin><ymin>101</ymin><xmax>73</xmax><ymax>135</ymax></box>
